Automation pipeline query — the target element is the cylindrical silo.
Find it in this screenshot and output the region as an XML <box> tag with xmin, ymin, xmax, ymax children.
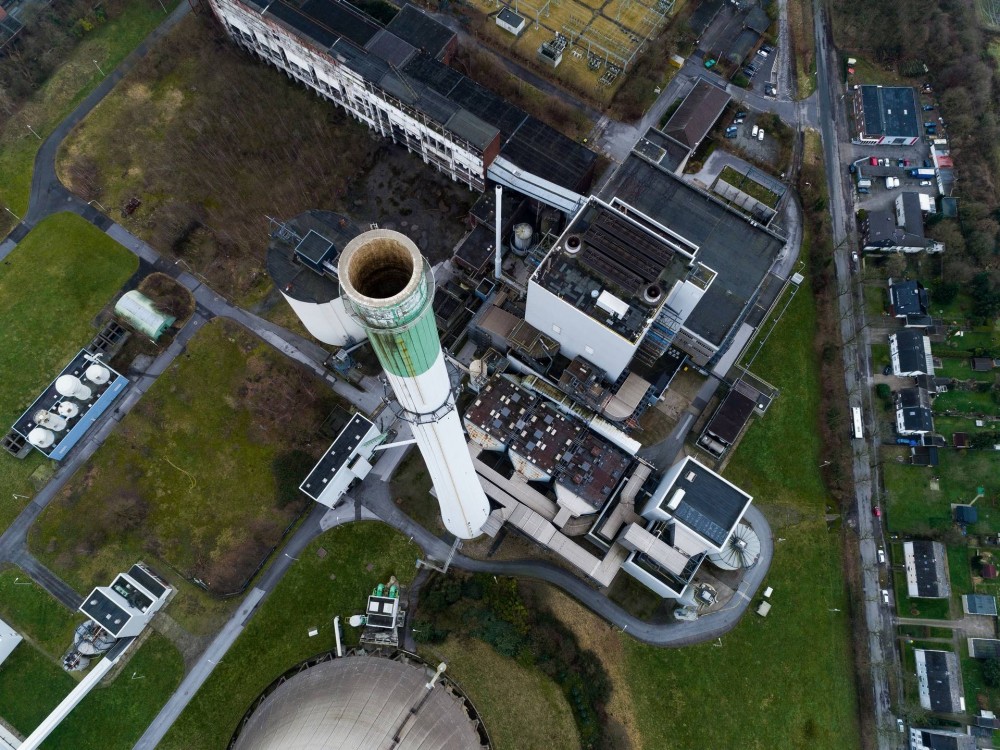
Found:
<box><xmin>338</xmin><ymin>229</ymin><xmax>490</xmax><ymax>539</ymax></box>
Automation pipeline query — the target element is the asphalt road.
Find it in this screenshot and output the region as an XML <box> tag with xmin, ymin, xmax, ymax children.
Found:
<box><xmin>812</xmin><ymin>0</ymin><xmax>902</xmax><ymax>745</ymax></box>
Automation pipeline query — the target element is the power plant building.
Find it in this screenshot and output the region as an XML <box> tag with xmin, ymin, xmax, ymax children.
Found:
<box><xmin>207</xmin><ymin>0</ymin><xmax>595</xmax><ymax>205</ymax></box>
<box><xmin>338</xmin><ymin>229</ymin><xmax>490</xmax><ymax>539</ymax></box>
<box><xmin>266</xmin><ymin>210</ymin><xmax>367</xmax><ymax>347</ymax></box>
<box><xmin>300</xmin><ymin>413</ymin><xmax>381</xmax><ymax>507</ymax></box>
<box><xmin>79</xmin><ymin>564</ymin><xmax>171</xmax><ymax>640</ymax></box>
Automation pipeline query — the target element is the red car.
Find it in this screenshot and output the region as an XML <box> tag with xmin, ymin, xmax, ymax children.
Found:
<box><xmin>873</xmin><ymin>506</ymin><xmax>882</xmax><ymax>517</ymax></box>
<box><xmin>870</xmin><ymin>157</ymin><xmax>878</xmax><ymax>166</ymax></box>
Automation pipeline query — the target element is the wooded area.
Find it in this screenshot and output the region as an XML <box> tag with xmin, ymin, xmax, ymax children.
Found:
<box><xmin>834</xmin><ymin>0</ymin><xmax>1000</xmax><ymax>316</ymax></box>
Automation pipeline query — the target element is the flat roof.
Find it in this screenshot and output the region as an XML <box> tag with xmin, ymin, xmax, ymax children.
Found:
<box><xmin>705</xmin><ymin>386</ymin><xmax>756</xmax><ymax>445</ymax></box>
<box><xmin>602</xmin><ymin>155</ymin><xmax>785</xmax><ymax>346</ymax></box>
<box><xmin>500</xmin><ymin>116</ymin><xmax>596</xmax><ymax>192</ymax></box>
<box><xmin>111</xmin><ymin>575</ymin><xmax>153</xmax><ymax>613</ymax></box>
<box><xmin>300</xmin><ymin>414</ymin><xmax>376</xmax><ymax>501</ymax></box>
<box><xmin>633</xmin><ymin>127</ymin><xmax>690</xmax><ymax>172</ymax></box>
<box><xmin>365</xmin><ymin>595</ymin><xmax>398</xmax><ymax>628</ymax></box>
<box><xmin>656</xmin><ymin>457</ymin><xmax>751</xmax><ymax>547</ymax></box>
<box><xmin>128</xmin><ymin>564</ymin><xmax>167</xmax><ymax>599</ymax></box>
<box><xmin>532</xmin><ymin>200</ymin><xmax>689</xmax><ymax>343</ymax></box>
<box><xmin>497</xmin><ymin>7</ymin><xmax>524</xmax><ymax>26</ymax></box>
<box><xmin>969</xmin><ymin>638</ymin><xmax>1000</xmax><ymax>659</ymax></box>
<box><xmin>12</xmin><ymin>350</ymin><xmax>129</xmax><ymax>461</ymax></box>
<box><xmin>80</xmin><ymin>590</ymin><xmax>133</xmax><ymax>636</ymax></box>
<box><xmin>384</xmin><ymin>3</ymin><xmax>455</xmax><ymax>59</ymax></box>
<box><xmin>266</xmin><ymin>210</ymin><xmax>362</xmax><ymax>304</ymax></box>
<box><xmin>964</xmin><ymin>594</ymin><xmax>997</xmax><ymax>616</ymax></box>
<box><xmin>859</xmin><ymin>85</ymin><xmax>920</xmax><ymax>138</ymax></box>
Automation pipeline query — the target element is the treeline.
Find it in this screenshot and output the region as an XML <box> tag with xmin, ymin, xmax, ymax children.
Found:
<box><xmin>414</xmin><ymin>573</ymin><xmax>616</xmax><ymax>749</ymax></box>
<box><xmin>833</xmin><ymin>0</ymin><xmax>1000</xmax><ymax>302</ymax></box>
<box><xmin>0</xmin><ymin>0</ymin><xmax>132</xmax><ymax>121</ymax></box>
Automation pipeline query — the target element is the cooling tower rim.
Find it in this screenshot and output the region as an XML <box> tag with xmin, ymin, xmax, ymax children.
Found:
<box><xmin>337</xmin><ymin>229</ymin><xmax>425</xmax><ymax>309</ymax></box>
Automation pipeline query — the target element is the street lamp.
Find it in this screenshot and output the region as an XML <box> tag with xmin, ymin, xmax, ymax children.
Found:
<box><xmin>93</xmin><ymin>59</ymin><xmax>105</xmax><ymax>76</ymax></box>
<box><xmin>26</xmin><ymin>124</ymin><xmax>40</xmax><ymax>140</ymax></box>
<box><xmin>3</xmin><ymin>206</ymin><xmax>20</xmax><ymax>222</ymax></box>
<box><xmin>88</xmin><ymin>199</ymin><xmax>107</xmax><ymax>213</ymax></box>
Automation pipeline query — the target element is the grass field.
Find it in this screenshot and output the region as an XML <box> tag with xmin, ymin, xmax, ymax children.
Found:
<box><xmin>40</xmin><ymin>633</ymin><xmax>183</xmax><ymax>750</ymax></box>
<box><xmin>0</xmin><ymin>1</ymin><xmax>178</xmax><ymax>235</ymax></box>
<box><xmin>0</xmin><ymin>642</ymin><xmax>74</xmax><ymax>735</ymax></box>
<box><xmin>422</xmin><ymin>637</ymin><xmax>579</xmax><ymax>750</ymax></box>
<box><xmin>863</xmin><ymin>284</ymin><xmax>886</xmax><ymax>318</ymax></box>
<box><xmin>0</xmin><ymin>213</ymin><xmax>137</xmax><ymax>530</ymax></box>
<box><xmin>390</xmin><ymin>449</ymin><xmax>443</xmax><ymax>535</ymax></box>
<box><xmin>788</xmin><ymin>0</ymin><xmax>816</xmax><ymax>97</ymax></box>
<box><xmin>883</xmin><ymin>446</ymin><xmax>1000</xmax><ymax>534</ymax></box>
<box><xmin>623</xmin><ymin>283</ymin><xmax>860</xmax><ymax>748</ymax></box>
<box><xmin>30</xmin><ymin>318</ymin><xmax>342</xmax><ymax>632</ymax></box>
<box><xmin>0</xmin><ymin>566</ymin><xmax>81</xmax><ymax>658</ymax></box>
<box><xmin>158</xmin><ymin>522</ymin><xmax>419</xmax><ymax>750</ymax></box>
<box><xmin>718</xmin><ymin>165</ymin><xmax>780</xmax><ymax>207</ymax></box>
<box><xmin>935</xmin><ymin>356</ymin><xmax>998</xmax><ymax>383</ymax></box>
<box><xmin>893</xmin><ymin>568</ymin><xmax>951</xmax><ymax>619</ymax></box>
<box><xmin>933</xmin><ymin>388</ymin><xmax>1000</xmax><ymax>417</ymax></box>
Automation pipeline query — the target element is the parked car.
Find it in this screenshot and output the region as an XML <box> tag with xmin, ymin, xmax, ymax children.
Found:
<box><xmin>757</xmin><ymin>48</ymin><xmax>769</xmax><ymax>58</ymax></box>
<box><xmin>877</xmin><ymin>547</ymin><xmax>885</xmax><ymax>564</ymax></box>
<box><xmin>762</xmin><ymin>44</ymin><xmax>774</xmax><ymax>54</ymax></box>
<box><xmin>736</xmin><ymin>110</ymin><xmax>748</xmax><ymax>118</ymax></box>
<box><xmin>857</xmin><ymin>187</ymin><xmax>870</xmax><ymax>194</ymax></box>
<box><xmin>848</xmin><ymin>163</ymin><xmax>856</xmax><ymax>174</ymax></box>
<box><xmin>766</xmin><ymin>83</ymin><xmax>777</xmax><ymax>96</ymax></box>
<box><xmin>869</xmin><ymin>157</ymin><xmax>878</xmax><ymax>166</ymax></box>
<box><xmin>897</xmin><ymin>159</ymin><xmax>905</xmax><ymax>168</ymax></box>
<box><xmin>734</xmin><ymin>117</ymin><xmax>745</xmax><ymax>124</ymax></box>
<box><xmin>923</xmin><ymin>104</ymin><xmax>935</xmax><ymax>111</ymax></box>
<box><xmin>883</xmin><ymin>365</ymin><xmax>892</xmax><ymax>376</ymax></box>
<box><xmin>881</xmin><ymin>589</ymin><xmax>890</xmax><ymax>604</ymax></box>
<box><xmin>873</xmin><ymin>505</ymin><xmax>881</xmax><ymax>517</ymax></box>
<box><xmin>897</xmin><ymin>719</ymin><xmax>905</xmax><ymax>733</ymax></box>
<box><xmin>919</xmin><ymin>180</ymin><xmax>932</xmax><ymax>186</ymax></box>
<box><xmin>757</xmin><ymin>128</ymin><xmax>765</xmax><ymax>142</ymax></box>
<box><xmin>752</xmin><ymin>124</ymin><xmax>759</xmax><ymax>137</ymax></box>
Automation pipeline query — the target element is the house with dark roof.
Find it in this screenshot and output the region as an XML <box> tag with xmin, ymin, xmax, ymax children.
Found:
<box><xmin>743</xmin><ymin>6</ymin><xmax>771</xmax><ymax>34</ymax></box>
<box><xmin>904</xmin><ymin>541</ymin><xmax>950</xmax><ymax>598</ymax></box>
<box><xmin>914</xmin><ymin>649</ymin><xmax>964</xmax><ymax>713</ymax></box>
<box><xmin>852</xmin><ymin>85</ymin><xmax>921</xmax><ymax>146</ymax></box>
<box><xmin>909</xmin><ymin>727</ymin><xmax>976</xmax><ymax>750</ymax></box>
<box><xmin>890</xmin><ymin>330</ymin><xmax>934</xmax><ymax>377</ymax></box>
<box><xmin>861</xmin><ymin>194</ymin><xmax>943</xmax><ymax>254</ymax></box>
<box><xmin>889</xmin><ymin>278</ymin><xmax>928</xmax><ymax>318</ymax></box>
<box><xmin>895</xmin><ymin>387</ymin><xmax>934</xmax><ymax>435</ymax></box>
<box><xmin>661</xmin><ymin>79</ymin><xmax>731</xmax><ymax>152</ymax></box>
<box><xmin>972</xmin><ymin>357</ymin><xmax>994</xmax><ymax>372</ymax></box>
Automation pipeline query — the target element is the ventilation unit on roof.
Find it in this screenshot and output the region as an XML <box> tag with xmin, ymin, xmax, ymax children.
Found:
<box><xmin>564</xmin><ymin>234</ymin><xmax>582</xmax><ymax>255</ymax></box>
<box><xmin>685</xmin><ymin>470</ymin><xmax>697</xmax><ymax>482</ymax></box>
<box><xmin>667</xmin><ymin>488</ymin><xmax>685</xmax><ymax>511</ymax></box>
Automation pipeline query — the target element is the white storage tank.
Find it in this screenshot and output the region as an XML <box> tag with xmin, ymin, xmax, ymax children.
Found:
<box><xmin>57</xmin><ymin>401</ymin><xmax>80</xmax><ymax>419</ymax></box>
<box><xmin>85</xmin><ymin>364</ymin><xmax>111</xmax><ymax>385</ymax></box>
<box><xmin>34</xmin><ymin>410</ymin><xmax>67</xmax><ymax>432</ymax></box>
<box><xmin>55</xmin><ymin>375</ymin><xmax>92</xmax><ymax>401</ymax></box>
<box><xmin>28</xmin><ymin>428</ymin><xmax>55</xmax><ymax>449</ymax></box>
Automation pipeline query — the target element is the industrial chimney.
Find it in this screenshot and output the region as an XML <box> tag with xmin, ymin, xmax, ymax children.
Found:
<box><xmin>338</xmin><ymin>229</ymin><xmax>490</xmax><ymax>539</ymax></box>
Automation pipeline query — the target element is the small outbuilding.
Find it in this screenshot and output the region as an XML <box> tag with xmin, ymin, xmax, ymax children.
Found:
<box><xmin>496</xmin><ymin>7</ymin><xmax>527</xmax><ymax>36</ymax></box>
<box><xmin>0</xmin><ymin>615</ymin><xmax>21</xmax><ymax>667</ymax></box>
<box><xmin>955</xmin><ymin>504</ymin><xmax>978</xmax><ymax>524</ymax></box>
<box><xmin>114</xmin><ymin>290</ymin><xmax>176</xmax><ymax>341</ymax></box>
<box><xmin>972</xmin><ymin>357</ymin><xmax>994</xmax><ymax>372</ymax></box>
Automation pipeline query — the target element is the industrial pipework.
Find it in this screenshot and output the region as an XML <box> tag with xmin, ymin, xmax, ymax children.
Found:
<box><xmin>338</xmin><ymin>229</ymin><xmax>490</xmax><ymax>539</ymax></box>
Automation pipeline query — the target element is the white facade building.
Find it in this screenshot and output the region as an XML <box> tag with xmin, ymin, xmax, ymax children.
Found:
<box><xmin>300</xmin><ymin>414</ymin><xmax>381</xmax><ymax>508</ymax></box>
<box><xmin>79</xmin><ymin>564</ymin><xmax>171</xmax><ymax>640</ymax></box>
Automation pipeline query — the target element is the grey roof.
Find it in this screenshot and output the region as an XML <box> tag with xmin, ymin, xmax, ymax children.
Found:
<box><xmin>963</xmin><ymin>594</ymin><xmax>997</xmax><ymax>616</ymax></box>
<box><xmin>744</xmin><ymin>6</ymin><xmax>771</xmax><ymax>33</ymax></box>
<box><xmin>916</xmin><ymin>649</ymin><xmax>963</xmax><ymax>713</ymax></box>
<box><xmin>898</xmin><ymin>192</ymin><xmax>926</xmax><ymax>236</ymax></box>
<box><xmin>860</xmin><ymin>85</ymin><xmax>920</xmax><ymax>138</ymax></box>
<box><xmin>892</xmin><ymin>329</ymin><xmax>932</xmax><ymax>375</ymax></box>
<box><xmin>500</xmin><ymin>116</ymin><xmax>597</xmax><ymax>191</ymax></box>
<box><xmin>497</xmin><ymin>7</ymin><xmax>525</xmax><ymax>27</ymax></box>
<box><xmin>266</xmin><ymin>210</ymin><xmax>362</xmax><ymax>304</ymax></box>
<box><xmin>128</xmin><ymin>564</ymin><xmax>167</xmax><ymax>599</ymax></box>
<box><xmin>661</xmin><ymin>79</ymin><xmax>731</xmax><ymax>150</ymax></box>
<box><xmin>897</xmin><ymin>387</ymin><xmax>934</xmax><ymax>433</ymax></box>
<box><xmin>656</xmin><ymin>458</ymin><xmax>751</xmax><ymax>547</ymax></box>
<box><xmin>705</xmin><ymin>387</ymin><xmax>756</xmax><ymax>445</ymax></box>
<box><xmin>969</xmin><ymin>638</ymin><xmax>1000</xmax><ymax>659</ymax></box>
<box><xmin>889</xmin><ymin>279</ymin><xmax>928</xmax><ymax>317</ymax></box>
<box><xmin>231</xmin><ymin>655</ymin><xmax>485</xmax><ymax>749</ymax></box>
<box><xmin>80</xmin><ymin>590</ymin><xmax>133</xmax><ymax>636</ymax></box>
<box><xmin>385</xmin><ymin>3</ymin><xmax>456</xmax><ymax>59</ymax></box>
<box><xmin>912</xmin><ymin>728</ymin><xmax>976</xmax><ymax>750</ymax></box>
<box><xmin>863</xmin><ymin>207</ymin><xmax>929</xmax><ymax>250</ymax></box>
<box><xmin>300</xmin><ymin>414</ymin><xmax>375</xmax><ymax>501</ymax></box>
<box><xmin>910</xmin><ymin>540</ymin><xmax>950</xmax><ymax>598</ymax></box>
<box><xmin>601</xmin><ymin>155</ymin><xmax>785</xmax><ymax>346</ymax></box>
<box><xmin>633</xmin><ymin>127</ymin><xmax>690</xmax><ymax>172</ymax></box>
<box><xmin>365</xmin><ymin>29</ymin><xmax>417</xmax><ymax>68</ymax></box>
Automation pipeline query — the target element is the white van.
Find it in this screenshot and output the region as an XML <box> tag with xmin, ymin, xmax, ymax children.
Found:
<box><xmin>757</xmin><ymin>128</ymin><xmax>765</xmax><ymax>142</ymax></box>
<box><xmin>751</xmin><ymin>124</ymin><xmax>759</xmax><ymax>138</ymax></box>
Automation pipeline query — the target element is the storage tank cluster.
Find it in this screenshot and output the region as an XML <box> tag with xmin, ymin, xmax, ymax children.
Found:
<box><xmin>27</xmin><ymin>363</ymin><xmax>110</xmax><ymax>450</ymax></box>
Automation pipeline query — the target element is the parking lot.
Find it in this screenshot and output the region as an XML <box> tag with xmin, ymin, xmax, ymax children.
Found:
<box><xmin>846</xmin><ymin>142</ymin><xmax>942</xmax><ymax>211</ymax></box>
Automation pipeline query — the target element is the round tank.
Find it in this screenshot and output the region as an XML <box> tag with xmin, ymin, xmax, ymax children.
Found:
<box><xmin>512</xmin><ymin>223</ymin><xmax>533</xmax><ymax>254</ymax></box>
<box><xmin>28</xmin><ymin>428</ymin><xmax>55</xmax><ymax>448</ymax></box>
<box><xmin>348</xmin><ymin>614</ymin><xmax>365</xmax><ymax>627</ymax></box>
<box><xmin>85</xmin><ymin>364</ymin><xmax>111</xmax><ymax>385</ymax></box>
<box><xmin>57</xmin><ymin>401</ymin><xmax>80</xmax><ymax>419</ymax></box>
<box><xmin>34</xmin><ymin>410</ymin><xmax>67</xmax><ymax>432</ymax></box>
<box><xmin>55</xmin><ymin>375</ymin><xmax>92</xmax><ymax>401</ymax></box>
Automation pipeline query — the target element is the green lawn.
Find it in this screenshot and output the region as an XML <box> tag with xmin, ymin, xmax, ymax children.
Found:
<box><xmin>624</xmin><ymin>284</ymin><xmax>859</xmax><ymax>749</ymax></box>
<box><xmin>949</xmin><ymin>545</ymin><xmax>974</xmax><ymax>602</ymax></box>
<box><xmin>30</xmin><ymin>318</ymin><xmax>340</xmax><ymax>633</ymax></box>
<box><xmin>40</xmin><ymin>633</ymin><xmax>183</xmax><ymax>750</ymax></box>
<box><xmin>0</xmin><ymin>213</ymin><xmax>137</xmax><ymax>530</ymax></box>
<box><xmin>159</xmin><ymin>522</ymin><xmax>420</xmax><ymax>750</ymax></box>
<box><xmin>883</xmin><ymin>446</ymin><xmax>1000</xmax><ymax>534</ymax></box>
<box><xmin>933</xmin><ymin>387</ymin><xmax>1000</xmax><ymax>417</ymax></box>
<box><xmin>0</xmin><ymin>643</ymin><xmax>74</xmax><ymax>735</ymax></box>
<box><xmin>863</xmin><ymin>284</ymin><xmax>886</xmax><ymax>318</ymax></box>
<box><xmin>935</xmin><ymin>356</ymin><xmax>997</xmax><ymax>383</ymax></box>
<box><xmin>0</xmin><ymin>566</ymin><xmax>82</xmax><ymax>658</ymax></box>
<box><xmin>422</xmin><ymin>637</ymin><xmax>579</xmax><ymax>750</ymax></box>
<box><xmin>717</xmin><ymin>165</ymin><xmax>780</xmax><ymax>208</ymax></box>
<box><xmin>893</xmin><ymin>567</ymin><xmax>951</xmax><ymax>620</ymax></box>
<box><xmin>0</xmin><ymin>1</ymin><xmax>179</xmax><ymax>233</ymax></box>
